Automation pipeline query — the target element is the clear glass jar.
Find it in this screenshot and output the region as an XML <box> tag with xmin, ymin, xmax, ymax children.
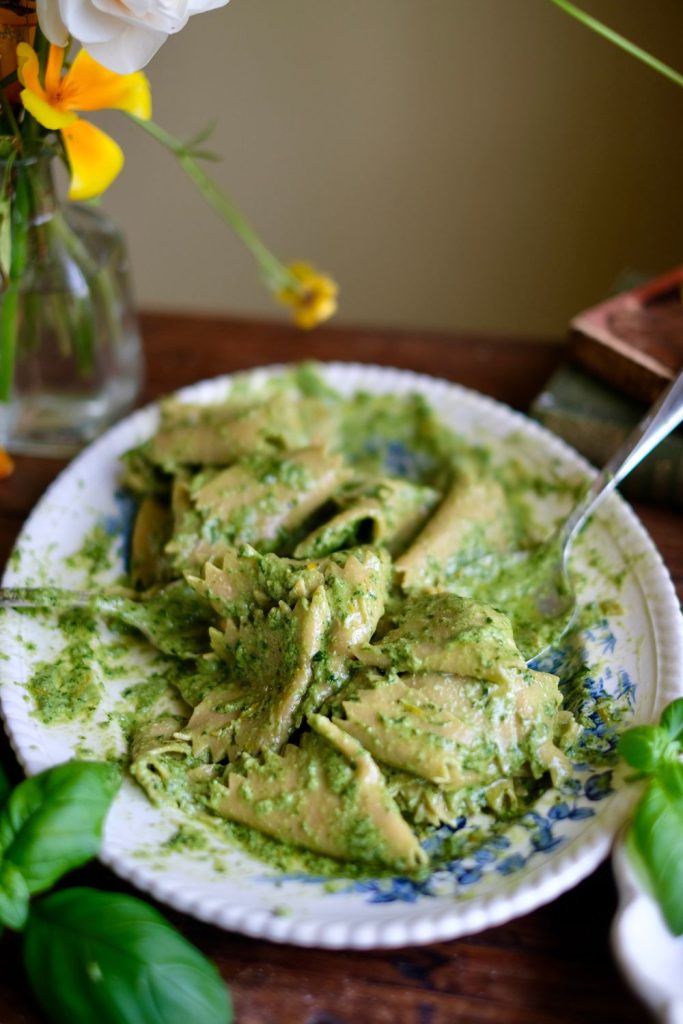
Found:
<box><xmin>0</xmin><ymin>153</ymin><xmax>143</xmax><ymax>456</ymax></box>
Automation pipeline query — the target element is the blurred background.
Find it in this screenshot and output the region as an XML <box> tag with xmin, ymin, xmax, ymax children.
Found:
<box><xmin>98</xmin><ymin>0</ymin><xmax>683</xmax><ymax>339</ymax></box>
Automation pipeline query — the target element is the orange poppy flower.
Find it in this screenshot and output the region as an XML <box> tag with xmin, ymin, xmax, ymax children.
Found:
<box><xmin>17</xmin><ymin>42</ymin><xmax>151</xmax><ymax>200</ymax></box>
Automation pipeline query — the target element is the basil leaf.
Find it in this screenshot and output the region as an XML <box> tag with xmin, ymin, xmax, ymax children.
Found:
<box><xmin>0</xmin><ymin>761</ymin><xmax>120</xmax><ymax>894</ymax></box>
<box><xmin>24</xmin><ymin>888</ymin><xmax>232</xmax><ymax>1024</ymax></box>
<box><xmin>618</xmin><ymin>725</ymin><xmax>668</xmax><ymax>773</ymax></box>
<box><xmin>630</xmin><ymin>761</ymin><xmax>683</xmax><ymax>935</ymax></box>
<box><xmin>0</xmin><ymin>860</ymin><xmax>29</xmax><ymax>931</ymax></box>
<box><xmin>661</xmin><ymin>698</ymin><xmax>683</xmax><ymax>744</ymax></box>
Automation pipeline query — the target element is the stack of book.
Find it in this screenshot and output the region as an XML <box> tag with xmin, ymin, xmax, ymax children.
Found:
<box><xmin>530</xmin><ymin>268</ymin><xmax>683</xmax><ymax>509</ymax></box>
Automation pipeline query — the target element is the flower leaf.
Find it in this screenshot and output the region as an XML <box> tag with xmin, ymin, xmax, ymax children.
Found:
<box><xmin>0</xmin><ymin>761</ymin><xmax>120</xmax><ymax>894</ymax></box>
<box><xmin>24</xmin><ymin>888</ymin><xmax>232</xmax><ymax>1024</ymax></box>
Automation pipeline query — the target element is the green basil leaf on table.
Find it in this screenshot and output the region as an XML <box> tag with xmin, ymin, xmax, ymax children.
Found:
<box><xmin>0</xmin><ymin>761</ymin><xmax>120</xmax><ymax>894</ymax></box>
<box><xmin>617</xmin><ymin>724</ymin><xmax>670</xmax><ymax>774</ymax></box>
<box><xmin>661</xmin><ymin>697</ymin><xmax>683</xmax><ymax>744</ymax></box>
<box><xmin>630</xmin><ymin>759</ymin><xmax>683</xmax><ymax>936</ymax></box>
<box><xmin>0</xmin><ymin>859</ymin><xmax>29</xmax><ymax>931</ymax></box>
<box><xmin>24</xmin><ymin>887</ymin><xmax>232</xmax><ymax>1024</ymax></box>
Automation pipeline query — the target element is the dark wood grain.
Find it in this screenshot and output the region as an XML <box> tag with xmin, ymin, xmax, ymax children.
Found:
<box><xmin>0</xmin><ymin>312</ymin><xmax>675</xmax><ymax>1024</ymax></box>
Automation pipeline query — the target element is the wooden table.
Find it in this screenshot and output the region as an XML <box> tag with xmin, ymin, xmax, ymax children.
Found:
<box><xmin>2</xmin><ymin>312</ymin><xmax>679</xmax><ymax>1024</ymax></box>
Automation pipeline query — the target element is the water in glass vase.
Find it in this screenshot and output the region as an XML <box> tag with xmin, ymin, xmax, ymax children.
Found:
<box><xmin>0</xmin><ymin>154</ymin><xmax>143</xmax><ymax>456</ymax></box>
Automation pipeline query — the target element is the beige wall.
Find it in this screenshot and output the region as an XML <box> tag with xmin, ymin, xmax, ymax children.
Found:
<box><xmin>98</xmin><ymin>0</ymin><xmax>683</xmax><ymax>338</ymax></box>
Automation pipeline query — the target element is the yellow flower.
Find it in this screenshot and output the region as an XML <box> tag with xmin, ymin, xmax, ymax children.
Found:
<box><xmin>0</xmin><ymin>447</ymin><xmax>14</xmax><ymax>480</ymax></box>
<box><xmin>17</xmin><ymin>43</ymin><xmax>151</xmax><ymax>200</ymax></box>
<box><xmin>278</xmin><ymin>262</ymin><xmax>338</xmax><ymax>330</ymax></box>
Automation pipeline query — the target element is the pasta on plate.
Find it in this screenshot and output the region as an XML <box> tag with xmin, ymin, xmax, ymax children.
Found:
<box><xmin>113</xmin><ymin>366</ymin><xmax>581</xmax><ymax>875</ymax></box>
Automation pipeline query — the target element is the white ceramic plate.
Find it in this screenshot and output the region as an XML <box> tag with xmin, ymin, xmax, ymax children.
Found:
<box><xmin>1</xmin><ymin>363</ymin><xmax>682</xmax><ymax>949</ymax></box>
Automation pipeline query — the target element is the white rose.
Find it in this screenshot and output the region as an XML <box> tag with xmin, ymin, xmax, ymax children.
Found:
<box><xmin>37</xmin><ymin>0</ymin><xmax>230</xmax><ymax>74</ymax></box>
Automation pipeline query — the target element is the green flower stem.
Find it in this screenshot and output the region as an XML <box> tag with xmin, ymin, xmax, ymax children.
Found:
<box><xmin>49</xmin><ymin>209</ymin><xmax>106</xmax><ymax>375</ymax></box>
<box><xmin>0</xmin><ymin>284</ymin><xmax>18</xmax><ymax>402</ymax></box>
<box><xmin>21</xmin><ymin>289</ymin><xmax>39</xmax><ymax>355</ymax></box>
<box><xmin>68</xmin><ymin>219</ymin><xmax>125</xmax><ymax>373</ymax></box>
<box><xmin>0</xmin><ymin>84</ymin><xmax>21</xmax><ymax>144</ymax></box>
<box><xmin>0</xmin><ymin>156</ymin><xmax>110</xmax><ymax>408</ymax></box>
<box><xmin>20</xmin><ymin>165</ymin><xmax>85</xmax><ymax>373</ymax></box>
<box><xmin>127</xmin><ymin>114</ymin><xmax>302</xmax><ymax>295</ymax></box>
<box><xmin>548</xmin><ymin>0</ymin><xmax>683</xmax><ymax>89</ymax></box>
<box><xmin>33</xmin><ymin>23</ymin><xmax>48</xmax><ymax>65</ymax></box>
<box><xmin>0</xmin><ymin>167</ymin><xmax>29</xmax><ymax>403</ymax></box>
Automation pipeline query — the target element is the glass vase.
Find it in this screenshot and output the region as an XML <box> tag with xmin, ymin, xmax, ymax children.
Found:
<box><xmin>0</xmin><ymin>154</ymin><xmax>143</xmax><ymax>456</ymax></box>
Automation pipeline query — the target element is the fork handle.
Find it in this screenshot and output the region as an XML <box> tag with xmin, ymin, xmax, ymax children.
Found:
<box><xmin>0</xmin><ymin>586</ymin><xmax>123</xmax><ymax>613</ymax></box>
<box><xmin>561</xmin><ymin>367</ymin><xmax>683</xmax><ymax>544</ymax></box>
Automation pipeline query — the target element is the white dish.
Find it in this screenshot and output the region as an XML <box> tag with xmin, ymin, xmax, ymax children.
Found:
<box><xmin>612</xmin><ymin>838</ymin><xmax>683</xmax><ymax>1024</ymax></box>
<box><xmin>1</xmin><ymin>362</ymin><xmax>682</xmax><ymax>949</ymax></box>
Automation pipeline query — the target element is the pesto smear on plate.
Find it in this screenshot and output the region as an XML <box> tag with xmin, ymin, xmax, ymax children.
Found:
<box><xmin>24</xmin><ymin>366</ymin><xmax>600</xmax><ymax>877</ymax></box>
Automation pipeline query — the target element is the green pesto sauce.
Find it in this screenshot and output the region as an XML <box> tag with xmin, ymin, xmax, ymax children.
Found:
<box><xmin>28</xmin><ymin>609</ymin><xmax>102</xmax><ymax>722</ymax></box>
<box><xmin>162</xmin><ymin>825</ymin><xmax>211</xmax><ymax>853</ymax></box>
<box><xmin>122</xmin><ymin>674</ymin><xmax>172</xmax><ymax>715</ymax></box>
<box><xmin>204</xmin><ymin>774</ymin><xmax>553</xmax><ymax>880</ymax></box>
<box><xmin>17</xmin><ymin>369</ymin><xmax>635</xmax><ymax>878</ymax></box>
<box><xmin>64</xmin><ymin>524</ymin><xmax>118</xmax><ymax>581</ymax></box>
<box><xmin>449</xmin><ymin>543</ymin><xmax>573</xmax><ymax>661</ymax></box>
<box><xmin>555</xmin><ymin>604</ymin><xmax>631</xmax><ymax>766</ymax></box>
<box><xmin>27</xmin><ymin>613</ymin><xmax>140</xmax><ymax>725</ymax></box>
<box><xmin>226</xmin><ymin>819</ymin><xmax>426</xmax><ymax>880</ymax></box>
